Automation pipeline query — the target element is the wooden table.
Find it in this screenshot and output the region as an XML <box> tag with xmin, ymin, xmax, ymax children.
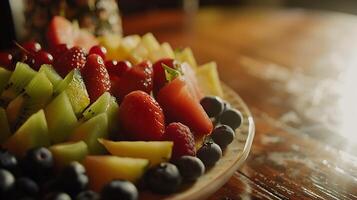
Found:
<box><xmin>123</xmin><ymin>7</ymin><xmax>357</xmax><ymax>199</ymax></box>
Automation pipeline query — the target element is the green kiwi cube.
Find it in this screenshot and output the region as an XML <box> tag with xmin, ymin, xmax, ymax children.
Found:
<box><xmin>0</xmin><ymin>108</ymin><xmax>11</xmax><ymax>144</ymax></box>
<box><xmin>107</xmin><ymin>96</ymin><xmax>119</xmax><ymax>134</ymax></box>
<box><xmin>0</xmin><ymin>67</ymin><xmax>11</xmax><ymax>94</ymax></box>
<box><xmin>1</xmin><ymin>62</ymin><xmax>36</xmax><ymax>104</ymax></box>
<box><xmin>54</xmin><ymin>69</ymin><xmax>90</xmax><ymax>115</ymax></box>
<box><xmin>49</xmin><ymin>141</ymin><xmax>88</xmax><ymax>170</ymax></box>
<box><xmin>69</xmin><ymin>113</ymin><xmax>109</xmax><ymax>155</ymax></box>
<box><xmin>45</xmin><ymin>92</ymin><xmax>78</xmax><ymax>144</ymax></box>
<box><xmin>39</xmin><ymin>64</ymin><xmax>63</xmax><ymax>88</ymax></box>
<box><xmin>3</xmin><ymin>109</ymin><xmax>50</xmax><ymax>157</ymax></box>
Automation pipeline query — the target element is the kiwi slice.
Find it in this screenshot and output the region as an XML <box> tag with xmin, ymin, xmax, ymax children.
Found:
<box><xmin>45</xmin><ymin>92</ymin><xmax>78</xmax><ymax>144</ymax></box>
<box><xmin>82</xmin><ymin>92</ymin><xmax>111</xmax><ymax>120</ymax></box>
<box><xmin>3</xmin><ymin>109</ymin><xmax>50</xmax><ymax>157</ymax></box>
<box><xmin>107</xmin><ymin>96</ymin><xmax>119</xmax><ymax>134</ymax></box>
<box><xmin>6</xmin><ymin>72</ymin><xmax>53</xmax><ymax>129</ymax></box>
<box><xmin>54</xmin><ymin>69</ymin><xmax>90</xmax><ymax>115</ymax></box>
<box><xmin>0</xmin><ymin>108</ymin><xmax>11</xmax><ymax>144</ymax></box>
<box><xmin>69</xmin><ymin>113</ymin><xmax>109</xmax><ymax>155</ymax></box>
<box><xmin>39</xmin><ymin>64</ymin><xmax>63</xmax><ymax>88</ymax></box>
<box><xmin>0</xmin><ymin>67</ymin><xmax>11</xmax><ymax>94</ymax></box>
<box><xmin>0</xmin><ymin>62</ymin><xmax>36</xmax><ymax>105</ymax></box>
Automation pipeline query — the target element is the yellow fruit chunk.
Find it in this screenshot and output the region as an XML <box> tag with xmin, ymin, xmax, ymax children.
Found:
<box><xmin>83</xmin><ymin>156</ymin><xmax>149</xmax><ymax>191</ymax></box>
<box><xmin>175</xmin><ymin>48</ymin><xmax>198</xmax><ymax>70</ymax></box>
<box><xmin>149</xmin><ymin>42</ymin><xmax>175</xmax><ymax>62</ymax></box>
<box><xmin>196</xmin><ymin>62</ymin><xmax>223</xmax><ymax>97</ymax></box>
<box><xmin>98</xmin><ymin>34</ymin><xmax>122</xmax><ymax>60</ymax></box>
<box><xmin>99</xmin><ymin>139</ymin><xmax>173</xmax><ymax>166</ymax></box>
<box><xmin>49</xmin><ymin>141</ymin><xmax>88</xmax><ymax>170</ymax></box>
<box><xmin>129</xmin><ymin>33</ymin><xmax>160</xmax><ymax>64</ymax></box>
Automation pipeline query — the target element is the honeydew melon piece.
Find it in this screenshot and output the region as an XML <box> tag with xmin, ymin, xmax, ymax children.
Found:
<box><xmin>3</xmin><ymin>110</ymin><xmax>49</xmax><ymax>157</ymax></box>
<box><xmin>99</xmin><ymin>139</ymin><xmax>173</xmax><ymax>166</ymax></box>
<box><xmin>69</xmin><ymin>113</ymin><xmax>109</xmax><ymax>154</ymax></box>
<box><xmin>149</xmin><ymin>42</ymin><xmax>175</xmax><ymax>62</ymax></box>
<box><xmin>196</xmin><ymin>62</ymin><xmax>223</xmax><ymax>97</ymax></box>
<box><xmin>175</xmin><ymin>47</ymin><xmax>198</xmax><ymax>70</ymax></box>
<box><xmin>45</xmin><ymin>92</ymin><xmax>78</xmax><ymax>144</ymax></box>
<box><xmin>98</xmin><ymin>34</ymin><xmax>122</xmax><ymax>60</ymax></box>
<box><xmin>49</xmin><ymin>141</ymin><xmax>88</xmax><ymax>170</ymax></box>
<box><xmin>83</xmin><ymin>156</ymin><xmax>149</xmax><ymax>191</ymax></box>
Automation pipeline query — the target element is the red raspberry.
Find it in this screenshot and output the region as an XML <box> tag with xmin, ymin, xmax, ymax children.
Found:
<box><xmin>165</xmin><ymin>122</ymin><xmax>196</xmax><ymax>160</ymax></box>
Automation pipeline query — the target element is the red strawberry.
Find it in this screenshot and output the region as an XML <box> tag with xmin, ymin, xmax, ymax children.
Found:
<box><xmin>111</xmin><ymin>61</ymin><xmax>153</xmax><ymax>102</ymax></box>
<box><xmin>157</xmin><ymin>77</ymin><xmax>213</xmax><ymax>136</ymax></box>
<box><xmin>81</xmin><ymin>54</ymin><xmax>111</xmax><ymax>102</ymax></box>
<box><xmin>153</xmin><ymin>58</ymin><xmax>178</xmax><ymax>94</ymax></box>
<box><xmin>47</xmin><ymin>16</ymin><xmax>75</xmax><ymax>49</ymax></box>
<box><xmin>165</xmin><ymin>122</ymin><xmax>195</xmax><ymax>160</ymax></box>
<box><xmin>53</xmin><ymin>47</ymin><xmax>86</xmax><ymax>77</ymax></box>
<box><xmin>119</xmin><ymin>91</ymin><xmax>165</xmax><ymax>141</ymax></box>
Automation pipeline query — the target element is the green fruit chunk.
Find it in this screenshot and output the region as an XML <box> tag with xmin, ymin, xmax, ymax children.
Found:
<box><xmin>49</xmin><ymin>141</ymin><xmax>88</xmax><ymax>170</ymax></box>
<box><xmin>6</xmin><ymin>72</ymin><xmax>53</xmax><ymax>129</ymax></box>
<box><xmin>0</xmin><ymin>67</ymin><xmax>11</xmax><ymax>94</ymax></box>
<box><xmin>0</xmin><ymin>62</ymin><xmax>36</xmax><ymax>105</ymax></box>
<box><xmin>70</xmin><ymin>113</ymin><xmax>108</xmax><ymax>154</ymax></box>
<box><xmin>45</xmin><ymin>92</ymin><xmax>78</xmax><ymax>144</ymax></box>
<box><xmin>0</xmin><ymin>108</ymin><xmax>11</xmax><ymax>144</ymax></box>
<box><xmin>99</xmin><ymin>139</ymin><xmax>173</xmax><ymax>166</ymax></box>
<box><xmin>3</xmin><ymin>110</ymin><xmax>50</xmax><ymax>157</ymax></box>
<box><xmin>107</xmin><ymin>96</ymin><xmax>119</xmax><ymax>134</ymax></box>
<box><xmin>39</xmin><ymin>64</ymin><xmax>63</xmax><ymax>88</ymax></box>
<box><xmin>82</xmin><ymin>92</ymin><xmax>111</xmax><ymax>120</ymax></box>
<box><xmin>54</xmin><ymin>69</ymin><xmax>90</xmax><ymax>115</ymax></box>
<box><xmin>84</xmin><ymin>156</ymin><xmax>149</xmax><ymax>191</ymax></box>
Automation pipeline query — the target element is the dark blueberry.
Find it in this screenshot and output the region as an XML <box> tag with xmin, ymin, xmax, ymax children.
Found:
<box><xmin>218</xmin><ymin>108</ymin><xmax>243</xmax><ymax>130</ymax></box>
<box><xmin>76</xmin><ymin>190</ymin><xmax>100</xmax><ymax>200</ymax></box>
<box><xmin>175</xmin><ymin>156</ymin><xmax>205</xmax><ymax>182</ymax></box>
<box><xmin>211</xmin><ymin>125</ymin><xmax>235</xmax><ymax>149</ymax></box>
<box><xmin>57</xmin><ymin>162</ymin><xmax>88</xmax><ymax>196</ymax></box>
<box><xmin>100</xmin><ymin>180</ymin><xmax>138</xmax><ymax>200</ymax></box>
<box><xmin>0</xmin><ymin>151</ymin><xmax>18</xmax><ymax>173</ymax></box>
<box><xmin>14</xmin><ymin>177</ymin><xmax>39</xmax><ymax>197</ymax></box>
<box><xmin>21</xmin><ymin>147</ymin><xmax>54</xmax><ymax>182</ymax></box>
<box><xmin>0</xmin><ymin>169</ymin><xmax>15</xmax><ymax>193</ymax></box>
<box><xmin>222</xmin><ymin>101</ymin><xmax>231</xmax><ymax>112</ymax></box>
<box><xmin>43</xmin><ymin>192</ymin><xmax>72</xmax><ymax>200</ymax></box>
<box><xmin>197</xmin><ymin>142</ymin><xmax>222</xmax><ymax>167</ymax></box>
<box><xmin>200</xmin><ymin>96</ymin><xmax>224</xmax><ymax>118</ymax></box>
<box><xmin>144</xmin><ymin>162</ymin><xmax>182</xmax><ymax>194</ymax></box>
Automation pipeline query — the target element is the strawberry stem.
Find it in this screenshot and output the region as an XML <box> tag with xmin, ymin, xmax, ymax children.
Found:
<box><xmin>162</xmin><ymin>63</ymin><xmax>182</xmax><ymax>82</ymax></box>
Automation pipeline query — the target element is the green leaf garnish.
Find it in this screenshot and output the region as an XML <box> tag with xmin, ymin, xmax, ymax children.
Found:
<box><xmin>162</xmin><ymin>63</ymin><xmax>182</xmax><ymax>82</ymax></box>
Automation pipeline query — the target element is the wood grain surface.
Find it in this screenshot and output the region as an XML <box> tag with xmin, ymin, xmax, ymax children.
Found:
<box><xmin>123</xmin><ymin>7</ymin><xmax>357</xmax><ymax>200</ymax></box>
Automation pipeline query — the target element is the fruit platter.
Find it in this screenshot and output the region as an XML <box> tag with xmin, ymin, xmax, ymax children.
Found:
<box><xmin>0</xmin><ymin>16</ymin><xmax>254</xmax><ymax>200</ymax></box>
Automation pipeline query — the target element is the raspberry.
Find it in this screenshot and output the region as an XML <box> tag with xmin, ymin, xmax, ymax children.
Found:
<box><xmin>165</xmin><ymin>122</ymin><xmax>195</xmax><ymax>160</ymax></box>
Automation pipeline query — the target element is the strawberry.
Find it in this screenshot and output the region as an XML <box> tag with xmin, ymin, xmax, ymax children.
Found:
<box><xmin>47</xmin><ymin>16</ymin><xmax>75</xmax><ymax>49</ymax></box>
<box><xmin>157</xmin><ymin>77</ymin><xmax>213</xmax><ymax>136</ymax></box>
<box><xmin>111</xmin><ymin>61</ymin><xmax>153</xmax><ymax>102</ymax></box>
<box><xmin>165</xmin><ymin>122</ymin><xmax>195</xmax><ymax>160</ymax></box>
<box><xmin>152</xmin><ymin>58</ymin><xmax>178</xmax><ymax>94</ymax></box>
<box><xmin>53</xmin><ymin>47</ymin><xmax>86</xmax><ymax>77</ymax></box>
<box><xmin>81</xmin><ymin>54</ymin><xmax>111</xmax><ymax>102</ymax></box>
<box><xmin>47</xmin><ymin>16</ymin><xmax>98</xmax><ymax>52</ymax></box>
<box><xmin>119</xmin><ymin>91</ymin><xmax>165</xmax><ymax>141</ymax></box>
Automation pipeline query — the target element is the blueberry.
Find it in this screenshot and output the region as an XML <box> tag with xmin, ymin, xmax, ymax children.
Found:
<box><xmin>0</xmin><ymin>169</ymin><xmax>15</xmax><ymax>193</ymax></box>
<box><xmin>57</xmin><ymin>162</ymin><xmax>88</xmax><ymax>196</ymax></box>
<box><xmin>21</xmin><ymin>147</ymin><xmax>54</xmax><ymax>182</ymax></box>
<box><xmin>0</xmin><ymin>151</ymin><xmax>18</xmax><ymax>173</ymax></box>
<box><xmin>43</xmin><ymin>192</ymin><xmax>72</xmax><ymax>200</ymax></box>
<box><xmin>218</xmin><ymin>108</ymin><xmax>243</xmax><ymax>130</ymax></box>
<box><xmin>197</xmin><ymin>142</ymin><xmax>222</xmax><ymax>167</ymax></box>
<box><xmin>76</xmin><ymin>190</ymin><xmax>100</xmax><ymax>200</ymax></box>
<box><xmin>101</xmin><ymin>180</ymin><xmax>138</xmax><ymax>200</ymax></box>
<box><xmin>200</xmin><ymin>96</ymin><xmax>224</xmax><ymax>118</ymax></box>
<box><xmin>14</xmin><ymin>177</ymin><xmax>39</xmax><ymax>197</ymax></box>
<box><xmin>175</xmin><ymin>156</ymin><xmax>205</xmax><ymax>182</ymax></box>
<box><xmin>211</xmin><ymin>125</ymin><xmax>235</xmax><ymax>149</ymax></box>
<box><xmin>144</xmin><ymin>162</ymin><xmax>182</xmax><ymax>194</ymax></box>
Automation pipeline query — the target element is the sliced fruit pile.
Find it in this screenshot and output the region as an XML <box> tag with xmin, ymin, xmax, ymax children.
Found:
<box><xmin>0</xmin><ymin>16</ymin><xmax>242</xmax><ymax>200</ymax></box>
